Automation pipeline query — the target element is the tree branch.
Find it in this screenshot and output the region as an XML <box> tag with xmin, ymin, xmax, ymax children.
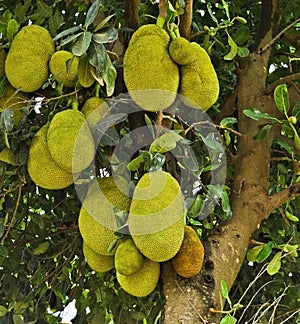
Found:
<box><xmin>179</xmin><ymin>0</ymin><xmax>193</xmax><ymax>39</ymax></box>
<box><xmin>264</xmin><ymin>72</ymin><xmax>300</xmax><ymax>94</ymax></box>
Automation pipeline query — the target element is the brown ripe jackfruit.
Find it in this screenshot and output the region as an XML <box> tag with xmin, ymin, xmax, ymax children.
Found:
<box><xmin>5</xmin><ymin>25</ymin><xmax>54</xmax><ymax>92</ymax></box>
<box><xmin>78</xmin><ymin>176</ymin><xmax>131</xmax><ymax>255</ymax></box>
<box><xmin>128</xmin><ymin>170</ymin><xmax>185</xmax><ymax>262</ymax></box>
<box><xmin>116</xmin><ymin>258</ymin><xmax>160</xmax><ymax>297</ymax></box>
<box><xmin>0</xmin><ymin>49</ymin><xmax>6</xmax><ymax>78</ymax></box>
<box><xmin>172</xmin><ymin>226</ymin><xmax>204</xmax><ymax>278</ymax></box>
<box><xmin>123</xmin><ymin>24</ymin><xmax>179</xmax><ymax>112</ymax></box>
<box><xmin>83</xmin><ymin>242</ymin><xmax>115</xmax><ymax>272</ymax></box>
<box><xmin>27</xmin><ymin>123</ymin><xmax>73</xmax><ymax>190</ymax></box>
<box><xmin>47</xmin><ymin>109</ymin><xmax>95</xmax><ymax>174</ymax></box>
<box><xmin>114</xmin><ymin>238</ymin><xmax>144</xmax><ymax>276</ymax></box>
<box><xmin>49</xmin><ymin>50</ymin><xmax>79</xmax><ymax>88</ymax></box>
<box><xmin>169</xmin><ymin>37</ymin><xmax>195</xmax><ymax>65</ymax></box>
<box><xmin>179</xmin><ymin>42</ymin><xmax>219</xmax><ymax>111</ymax></box>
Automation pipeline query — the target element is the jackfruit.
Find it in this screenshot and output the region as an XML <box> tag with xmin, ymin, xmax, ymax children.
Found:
<box><xmin>169</xmin><ymin>37</ymin><xmax>195</xmax><ymax>65</ymax></box>
<box><xmin>49</xmin><ymin>50</ymin><xmax>79</xmax><ymax>88</ymax></box>
<box><xmin>5</xmin><ymin>24</ymin><xmax>54</xmax><ymax>92</ymax></box>
<box><xmin>115</xmin><ymin>238</ymin><xmax>144</xmax><ymax>276</ymax></box>
<box><xmin>47</xmin><ymin>109</ymin><xmax>95</xmax><ymax>174</ymax></box>
<box><xmin>27</xmin><ymin>123</ymin><xmax>73</xmax><ymax>190</ymax></box>
<box><xmin>116</xmin><ymin>258</ymin><xmax>160</xmax><ymax>297</ymax></box>
<box><xmin>78</xmin><ymin>176</ymin><xmax>131</xmax><ymax>255</ymax></box>
<box><xmin>0</xmin><ymin>84</ymin><xmax>27</xmax><ymax>123</ymax></box>
<box><xmin>0</xmin><ymin>49</ymin><xmax>6</xmax><ymax>78</ymax></box>
<box><xmin>128</xmin><ymin>170</ymin><xmax>185</xmax><ymax>262</ymax></box>
<box><xmin>123</xmin><ymin>24</ymin><xmax>179</xmax><ymax>112</ymax></box>
<box><xmin>179</xmin><ymin>42</ymin><xmax>219</xmax><ymax>111</ymax></box>
<box><xmin>81</xmin><ymin>97</ymin><xmax>108</xmax><ymax>128</ymax></box>
<box><xmin>172</xmin><ymin>226</ymin><xmax>204</xmax><ymax>278</ymax></box>
<box><xmin>0</xmin><ymin>147</ymin><xmax>17</xmax><ymax>165</ymax></box>
<box><xmin>83</xmin><ymin>242</ymin><xmax>115</xmax><ymax>272</ymax></box>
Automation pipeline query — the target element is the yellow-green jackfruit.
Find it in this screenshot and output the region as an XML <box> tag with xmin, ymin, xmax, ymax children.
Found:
<box><xmin>5</xmin><ymin>25</ymin><xmax>55</xmax><ymax>93</ymax></box>
<box><xmin>116</xmin><ymin>258</ymin><xmax>160</xmax><ymax>297</ymax></box>
<box><xmin>49</xmin><ymin>50</ymin><xmax>79</xmax><ymax>88</ymax></box>
<box><xmin>169</xmin><ymin>37</ymin><xmax>195</xmax><ymax>65</ymax></box>
<box><xmin>47</xmin><ymin>109</ymin><xmax>95</xmax><ymax>174</ymax></box>
<box><xmin>78</xmin><ymin>176</ymin><xmax>131</xmax><ymax>255</ymax></box>
<box><xmin>27</xmin><ymin>123</ymin><xmax>73</xmax><ymax>190</ymax></box>
<box><xmin>83</xmin><ymin>242</ymin><xmax>115</xmax><ymax>272</ymax></box>
<box><xmin>172</xmin><ymin>226</ymin><xmax>204</xmax><ymax>278</ymax></box>
<box><xmin>115</xmin><ymin>238</ymin><xmax>144</xmax><ymax>276</ymax></box>
<box><xmin>179</xmin><ymin>42</ymin><xmax>219</xmax><ymax>111</ymax></box>
<box><xmin>128</xmin><ymin>170</ymin><xmax>185</xmax><ymax>262</ymax></box>
<box><xmin>81</xmin><ymin>97</ymin><xmax>108</xmax><ymax>128</ymax></box>
<box><xmin>0</xmin><ymin>49</ymin><xmax>6</xmax><ymax>78</ymax></box>
<box><xmin>123</xmin><ymin>24</ymin><xmax>179</xmax><ymax>112</ymax></box>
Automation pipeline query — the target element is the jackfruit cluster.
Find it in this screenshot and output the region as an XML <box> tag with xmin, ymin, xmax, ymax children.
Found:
<box><xmin>49</xmin><ymin>50</ymin><xmax>79</xmax><ymax>88</ymax></box>
<box><xmin>5</xmin><ymin>24</ymin><xmax>55</xmax><ymax>93</ymax></box>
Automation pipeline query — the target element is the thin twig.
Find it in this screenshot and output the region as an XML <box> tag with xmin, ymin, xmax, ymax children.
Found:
<box><xmin>264</xmin><ymin>72</ymin><xmax>300</xmax><ymax>94</ymax></box>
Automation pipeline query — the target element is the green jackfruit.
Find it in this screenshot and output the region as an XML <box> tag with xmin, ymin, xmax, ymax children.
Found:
<box><xmin>123</xmin><ymin>24</ymin><xmax>179</xmax><ymax>112</ymax></box>
<box><xmin>47</xmin><ymin>109</ymin><xmax>95</xmax><ymax>174</ymax></box>
<box><xmin>172</xmin><ymin>226</ymin><xmax>204</xmax><ymax>278</ymax></box>
<box><xmin>81</xmin><ymin>97</ymin><xmax>108</xmax><ymax>128</ymax></box>
<box><xmin>0</xmin><ymin>49</ymin><xmax>6</xmax><ymax>78</ymax></box>
<box><xmin>116</xmin><ymin>258</ymin><xmax>160</xmax><ymax>297</ymax></box>
<box><xmin>128</xmin><ymin>170</ymin><xmax>185</xmax><ymax>262</ymax></box>
<box><xmin>115</xmin><ymin>238</ymin><xmax>144</xmax><ymax>276</ymax></box>
<box><xmin>78</xmin><ymin>176</ymin><xmax>131</xmax><ymax>255</ymax></box>
<box><xmin>49</xmin><ymin>50</ymin><xmax>79</xmax><ymax>88</ymax></box>
<box><xmin>83</xmin><ymin>242</ymin><xmax>114</xmax><ymax>272</ymax></box>
<box><xmin>169</xmin><ymin>37</ymin><xmax>195</xmax><ymax>65</ymax></box>
<box><xmin>5</xmin><ymin>25</ymin><xmax>54</xmax><ymax>92</ymax></box>
<box><xmin>179</xmin><ymin>42</ymin><xmax>219</xmax><ymax>111</ymax></box>
<box><xmin>27</xmin><ymin>123</ymin><xmax>73</xmax><ymax>190</ymax></box>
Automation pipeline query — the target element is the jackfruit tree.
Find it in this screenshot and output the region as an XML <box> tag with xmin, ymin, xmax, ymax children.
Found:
<box><xmin>0</xmin><ymin>1</ymin><xmax>300</xmax><ymax>323</ymax></box>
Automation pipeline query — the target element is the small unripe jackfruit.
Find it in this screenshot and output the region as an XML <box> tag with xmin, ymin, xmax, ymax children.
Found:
<box><xmin>179</xmin><ymin>42</ymin><xmax>219</xmax><ymax>111</ymax></box>
<box><xmin>47</xmin><ymin>109</ymin><xmax>95</xmax><ymax>174</ymax></box>
<box><xmin>128</xmin><ymin>170</ymin><xmax>185</xmax><ymax>262</ymax></box>
<box><xmin>27</xmin><ymin>123</ymin><xmax>73</xmax><ymax>190</ymax></box>
<box><xmin>83</xmin><ymin>242</ymin><xmax>114</xmax><ymax>272</ymax></box>
<box><xmin>169</xmin><ymin>37</ymin><xmax>195</xmax><ymax>65</ymax></box>
<box><xmin>78</xmin><ymin>176</ymin><xmax>131</xmax><ymax>255</ymax></box>
<box><xmin>123</xmin><ymin>24</ymin><xmax>179</xmax><ymax>112</ymax></box>
<box><xmin>49</xmin><ymin>50</ymin><xmax>79</xmax><ymax>87</ymax></box>
<box><xmin>5</xmin><ymin>25</ymin><xmax>54</xmax><ymax>92</ymax></box>
<box><xmin>81</xmin><ymin>97</ymin><xmax>108</xmax><ymax>128</ymax></box>
<box><xmin>116</xmin><ymin>258</ymin><xmax>160</xmax><ymax>297</ymax></box>
<box><xmin>115</xmin><ymin>238</ymin><xmax>144</xmax><ymax>276</ymax></box>
<box><xmin>0</xmin><ymin>49</ymin><xmax>6</xmax><ymax>78</ymax></box>
<box><xmin>172</xmin><ymin>226</ymin><xmax>204</xmax><ymax>278</ymax></box>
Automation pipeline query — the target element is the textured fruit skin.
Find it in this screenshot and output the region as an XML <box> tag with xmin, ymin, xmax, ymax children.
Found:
<box><xmin>5</xmin><ymin>25</ymin><xmax>54</xmax><ymax>92</ymax></box>
<box><xmin>47</xmin><ymin>109</ymin><xmax>95</xmax><ymax>174</ymax></box>
<box><xmin>169</xmin><ymin>37</ymin><xmax>195</xmax><ymax>65</ymax></box>
<box><xmin>123</xmin><ymin>24</ymin><xmax>179</xmax><ymax>112</ymax></box>
<box><xmin>172</xmin><ymin>226</ymin><xmax>204</xmax><ymax>278</ymax></box>
<box><xmin>78</xmin><ymin>177</ymin><xmax>131</xmax><ymax>255</ymax></box>
<box><xmin>83</xmin><ymin>242</ymin><xmax>114</xmax><ymax>272</ymax></box>
<box><xmin>115</xmin><ymin>238</ymin><xmax>144</xmax><ymax>276</ymax></box>
<box><xmin>116</xmin><ymin>258</ymin><xmax>160</xmax><ymax>297</ymax></box>
<box><xmin>0</xmin><ymin>49</ymin><xmax>6</xmax><ymax>78</ymax></box>
<box><xmin>27</xmin><ymin>123</ymin><xmax>73</xmax><ymax>190</ymax></box>
<box><xmin>128</xmin><ymin>170</ymin><xmax>185</xmax><ymax>262</ymax></box>
<box><xmin>179</xmin><ymin>42</ymin><xmax>219</xmax><ymax>111</ymax></box>
<box><xmin>81</xmin><ymin>97</ymin><xmax>108</xmax><ymax>128</ymax></box>
<box><xmin>49</xmin><ymin>50</ymin><xmax>79</xmax><ymax>87</ymax></box>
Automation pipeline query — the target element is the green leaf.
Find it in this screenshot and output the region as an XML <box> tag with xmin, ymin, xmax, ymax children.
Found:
<box><xmin>100</xmin><ymin>127</ymin><xmax>119</xmax><ymax>146</ymax></box>
<box><xmin>256</xmin><ymin>241</ymin><xmax>274</xmax><ymax>263</ymax></box>
<box><xmin>147</xmin><ymin>154</ymin><xmax>165</xmax><ymax>172</ymax></box>
<box><xmin>220</xmin><ymin>117</ymin><xmax>237</xmax><ymax>128</ymax></box>
<box><xmin>253</xmin><ymin>124</ymin><xmax>272</xmax><ymax>141</ymax></box>
<box><xmin>243</xmin><ymin>108</ymin><xmax>278</xmax><ymax>121</ymax></box>
<box><xmin>247</xmin><ymin>245</ymin><xmax>264</xmax><ymax>262</ymax></box>
<box><xmin>6</xmin><ymin>19</ymin><xmax>19</xmax><ymax>43</ymax></box>
<box><xmin>92</xmin><ymin>27</ymin><xmax>118</xmax><ymax>44</ymax></box>
<box><xmin>220</xmin><ymin>315</ymin><xmax>237</xmax><ymax>324</ymax></box>
<box><xmin>72</xmin><ymin>31</ymin><xmax>92</xmax><ymax>56</ymax></box>
<box><xmin>33</xmin><ymin>241</ymin><xmax>50</xmax><ymax>255</ymax></box>
<box><xmin>274</xmin><ymin>84</ymin><xmax>290</xmax><ymax>114</ymax></box>
<box><xmin>282</xmin><ymin>244</ymin><xmax>298</xmax><ymax>257</ymax></box>
<box><xmin>0</xmin><ymin>108</ymin><xmax>14</xmax><ymax>133</ymax></box>
<box><xmin>233</xmin><ymin>16</ymin><xmax>247</xmax><ymax>24</ymax></box>
<box><xmin>0</xmin><ymin>223</ymin><xmax>4</xmax><ymax>238</ymax></box>
<box><xmin>294</xmin><ymin>133</ymin><xmax>300</xmax><ymax>150</ymax></box>
<box><xmin>103</xmin><ymin>55</ymin><xmax>117</xmax><ymax>97</ymax></box>
<box><xmin>285</xmin><ymin>210</ymin><xmax>299</xmax><ymax>222</ymax></box>
<box><xmin>15</xmin><ymin>0</ymin><xmax>32</xmax><ymax>21</ymax></box>
<box><xmin>60</xmin><ymin>31</ymin><xmax>83</xmax><ymax>47</ymax></box>
<box><xmin>220</xmin><ymin>279</ymin><xmax>229</xmax><ymax>300</ymax></box>
<box><xmin>84</xmin><ymin>0</ymin><xmax>101</xmax><ymax>28</ymax></box>
<box><xmin>52</xmin><ymin>25</ymin><xmax>82</xmax><ymax>42</ymax></box>
<box><xmin>237</xmin><ymin>46</ymin><xmax>249</xmax><ymax>57</ymax></box>
<box><xmin>221</xmin><ymin>190</ymin><xmax>232</xmax><ymax>220</ymax></box>
<box><xmin>127</xmin><ymin>154</ymin><xmax>145</xmax><ymax>171</ymax></box>
<box><xmin>77</xmin><ymin>55</ymin><xmax>95</xmax><ymax>88</ymax></box>
<box><xmin>224</xmin><ymin>34</ymin><xmax>238</xmax><ymax>60</ymax></box>
<box><xmin>292</xmin><ymin>99</ymin><xmax>300</xmax><ymax>118</ymax></box>
<box><xmin>89</xmin><ymin>43</ymin><xmax>107</xmax><ymax>79</ymax></box>
<box><xmin>93</xmin><ymin>14</ymin><xmax>116</xmax><ymax>32</ymax></box>
<box><xmin>13</xmin><ymin>314</ymin><xmax>24</xmax><ymax>324</ymax></box>
<box><xmin>0</xmin><ymin>243</ymin><xmax>9</xmax><ymax>257</ymax></box>
<box><xmin>149</xmin><ymin>132</ymin><xmax>181</xmax><ymax>154</ymax></box>
<box><xmin>267</xmin><ymin>251</ymin><xmax>282</xmax><ymax>276</ymax></box>
<box><xmin>273</xmin><ymin>138</ymin><xmax>294</xmax><ymax>155</ymax></box>
<box><xmin>37</xmin><ymin>0</ymin><xmax>52</xmax><ymax>18</ymax></box>
<box><xmin>0</xmin><ymin>305</ymin><xmax>8</xmax><ymax>317</ymax></box>
<box><xmin>207</xmin><ymin>3</ymin><xmax>219</xmax><ymax>25</ymax></box>
<box><xmin>188</xmin><ymin>195</ymin><xmax>203</xmax><ymax>218</ymax></box>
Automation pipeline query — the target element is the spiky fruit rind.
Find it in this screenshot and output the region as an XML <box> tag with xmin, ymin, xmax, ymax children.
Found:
<box><xmin>83</xmin><ymin>242</ymin><xmax>114</xmax><ymax>272</ymax></box>
<box><xmin>117</xmin><ymin>258</ymin><xmax>160</xmax><ymax>297</ymax></box>
<box><xmin>128</xmin><ymin>170</ymin><xmax>185</xmax><ymax>262</ymax></box>
<box><xmin>49</xmin><ymin>50</ymin><xmax>79</xmax><ymax>88</ymax></box>
<box><xmin>169</xmin><ymin>37</ymin><xmax>195</xmax><ymax>65</ymax></box>
<box><xmin>27</xmin><ymin>123</ymin><xmax>73</xmax><ymax>190</ymax></box>
<box><xmin>115</xmin><ymin>238</ymin><xmax>144</xmax><ymax>276</ymax></box>
<box><xmin>81</xmin><ymin>97</ymin><xmax>108</xmax><ymax>128</ymax></box>
<box><xmin>179</xmin><ymin>42</ymin><xmax>219</xmax><ymax>111</ymax></box>
<box><xmin>172</xmin><ymin>226</ymin><xmax>204</xmax><ymax>278</ymax></box>
<box><xmin>5</xmin><ymin>25</ymin><xmax>54</xmax><ymax>92</ymax></box>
